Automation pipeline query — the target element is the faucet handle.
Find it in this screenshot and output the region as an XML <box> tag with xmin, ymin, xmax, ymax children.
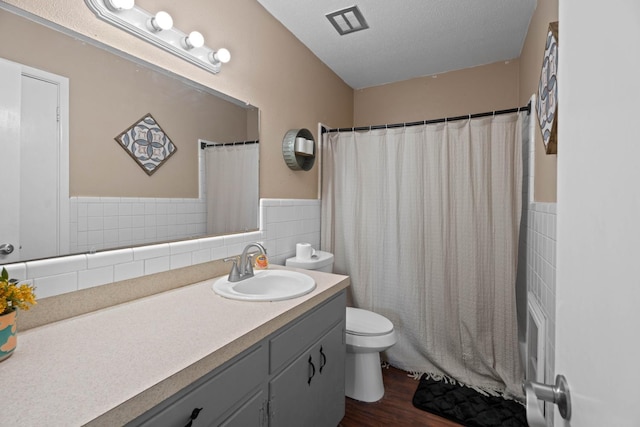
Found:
<box><xmin>224</xmin><ymin>257</ymin><xmax>241</xmax><ymax>282</ymax></box>
<box><xmin>243</xmin><ymin>254</ymin><xmax>254</xmax><ymax>277</ymax></box>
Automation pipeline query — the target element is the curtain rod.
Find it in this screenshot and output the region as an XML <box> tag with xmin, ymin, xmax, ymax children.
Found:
<box><xmin>200</xmin><ymin>140</ymin><xmax>259</xmax><ymax>149</ymax></box>
<box><xmin>322</xmin><ymin>101</ymin><xmax>531</xmax><ymax>134</ymax></box>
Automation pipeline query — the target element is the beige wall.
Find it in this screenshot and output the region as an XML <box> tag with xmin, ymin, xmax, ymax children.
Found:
<box><xmin>354</xmin><ymin>60</ymin><xmax>520</xmax><ymax>126</ymax></box>
<box><xmin>519</xmin><ymin>0</ymin><xmax>559</xmax><ymax>202</ymax></box>
<box><xmin>4</xmin><ymin>0</ymin><xmax>557</xmax><ymax>201</ymax></box>
<box><xmin>3</xmin><ymin>0</ymin><xmax>354</xmax><ymax>200</ymax></box>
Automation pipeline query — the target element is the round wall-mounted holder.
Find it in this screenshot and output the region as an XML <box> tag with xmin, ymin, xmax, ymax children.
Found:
<box><xmin>282</xmin><ymin>128</ymin><xmax>316</xmax><ymax>171</ymax></box>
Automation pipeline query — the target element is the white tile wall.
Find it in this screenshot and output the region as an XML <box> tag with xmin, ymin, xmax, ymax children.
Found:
<box><xmin>527</xmin><ymin>202</ymin><xmax>556</xmax><ymax>426</ymax></box>
<box><xmin>1</xmin><ymin>199</ymin><xmax>321</xmax><ymax>300</ymax></box>
<box><xmin>260</xmin><ymin>199</ymin><xmax>321</xmax><ymax>265</ymax></box>
<box><xmin>69</xmin><ymin>197</ymin><xmax>207</xmax><ymax>254</ymax></box>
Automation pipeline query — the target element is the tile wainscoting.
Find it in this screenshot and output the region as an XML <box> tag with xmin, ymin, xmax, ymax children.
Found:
<box><xmin>526</xmin><ymin>202</ymin><xmax>557</xmax><ymax>426</ymax></box>
<box><xmin>2</xmin><ymin>199</ymin><xmax>320</xmax><ymax>299</ymax></box>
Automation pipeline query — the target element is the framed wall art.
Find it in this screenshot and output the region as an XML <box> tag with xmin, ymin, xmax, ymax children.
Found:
<box><xmin>537</xmin><ymin>21</ymin><xmax>558</xmax><ymax>155</ymax></box>
<box><xmin>115</xmin><ymin>113</ymin><xmax>177</xmax><ymax>176</ymax></box>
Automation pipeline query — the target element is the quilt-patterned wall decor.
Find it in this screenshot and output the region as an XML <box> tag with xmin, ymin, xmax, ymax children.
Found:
<box><xmin>115</xmin><ymin>113</ymin><xmax>177</xmax><ymax>175</ymax></box>
<box><xmin>537</xmin><ymin>22</ymin><xmax>558</xmax><ymax>155</ymax></box>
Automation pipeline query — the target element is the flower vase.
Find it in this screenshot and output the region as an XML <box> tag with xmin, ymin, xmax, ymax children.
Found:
<box><xmin>0</xmin><ymin>308</ymin><xmax>18</xmax><ymax>361</ymax></box>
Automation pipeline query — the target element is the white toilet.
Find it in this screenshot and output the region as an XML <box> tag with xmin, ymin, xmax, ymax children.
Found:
<box><xmin>285</xmin><ymin>250</ymin><xmax>397</xmax><ymax>402</ymax></box>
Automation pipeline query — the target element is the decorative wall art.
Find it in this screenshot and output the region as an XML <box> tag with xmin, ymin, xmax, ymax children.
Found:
<box><xmin>282</xmin><ymin>128</ymin><xmax>316</xmax><ymax>171</ymax></box>
<box><xmin>115</xmin><ymin>113</ymin><xmax>177</xmax><ymax>175</ymax></box>
<box><xmin>537</xmin><ymin>21</ymin><xmax>559</xmax><ymax>154</ymax></box>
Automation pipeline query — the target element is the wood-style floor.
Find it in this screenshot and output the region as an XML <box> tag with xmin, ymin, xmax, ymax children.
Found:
<box><xmin>340</xmin><ymin>366</ymin><xmax>463</xmax><ymax>427</ymax></box>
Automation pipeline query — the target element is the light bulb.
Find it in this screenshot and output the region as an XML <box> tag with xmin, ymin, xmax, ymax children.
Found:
<box><xmin>105</xmin><ymin>0</ymin><xmax>135</xmax><ymax>11</ymax></box>
<box><xmin>147</xmin><ymin>11</ymin><xmax>173</xmax><ymax>32</ymax></box>
<box><xmin>209</xmin><ymin>48</ymin><xmax>231</xmax><ymax>65</ymax></box>
<box><xmin>182</xmin><ymin>31</ymin><xmax>204</xmax><ymax>49</ymax></box>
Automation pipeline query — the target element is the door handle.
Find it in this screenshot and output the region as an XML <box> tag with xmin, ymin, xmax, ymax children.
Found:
<box><xmin>183</xmin><ymin>407</ymin><xmax>202</xmax><ymax>427</ymax></box>
<box><xmin>523</xmin><ymin>374</ymin><xmax>571</xmax><ymax>423</ymax></box>
<box><xmin>319</xmin><ymin>346</ymin><xmax>326</xmax><ymax>374</ymax></box>
<box><xmin>307</xmin><ymin>355</ymin><xmax>315</xmax><ymax>385</ymax></box>
<box><xmin>0</xmin><ymin>243</ymin><xmax>14</xmax><ymax>254</ymax></box>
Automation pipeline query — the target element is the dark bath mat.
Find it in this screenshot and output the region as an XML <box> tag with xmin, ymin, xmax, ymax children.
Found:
<box><xmin>412</xmin><ymin>375</ymin><xmax>527</xmax><ymax>427</ymax></box>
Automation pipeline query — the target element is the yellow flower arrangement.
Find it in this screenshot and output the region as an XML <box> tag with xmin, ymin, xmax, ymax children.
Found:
<box><xmin>0</xmin><ymin>268</ymin><xmax>36</xmax><ymax>316</ymax></box>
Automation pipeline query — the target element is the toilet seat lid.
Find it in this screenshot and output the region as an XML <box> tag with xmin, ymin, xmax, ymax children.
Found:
<box><xmin>346</xmin><ymin>307</ymin><xmax>394</xmax><ymax>336</ymax></box>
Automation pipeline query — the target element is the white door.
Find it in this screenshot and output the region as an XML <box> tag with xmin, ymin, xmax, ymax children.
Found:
<box><xmin>0</xmin><ymin>59</ymin><xmax>22</xmax><ymax>263</ymax></box>
<box><xmin>555</xmin><ymin>1</ymin><xmax>640</xmax><ymax>425</ymax></box>
<box><xmin>0</xmin><ymin>58</ymin><xmax>69</xmax><ymax>263</ymax></box>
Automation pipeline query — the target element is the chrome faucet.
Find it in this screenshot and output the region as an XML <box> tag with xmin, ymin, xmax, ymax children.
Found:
<box><xmin>224</xmin><ymin>242</ymin><xmax>267</xmax><ymax>282</ymax></box>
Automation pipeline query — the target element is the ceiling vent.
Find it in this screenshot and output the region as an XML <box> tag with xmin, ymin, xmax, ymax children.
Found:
<box><xmin>326</xmin><ymin>5</ymin><xmax>369</xmax><ymax>36</ymax></box>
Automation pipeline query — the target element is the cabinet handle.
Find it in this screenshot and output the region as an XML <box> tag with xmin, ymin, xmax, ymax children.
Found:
<box><xmin>308</xmin><ymin>355</ymin><xmax>316</xmax><ymax>385</ymax></box>
<box><xmin>184</xmin><ymin>407</ymin><xmax>203</xmax><ymax>427</ymax></box>
<box><xmin>319</xmin><ymin>346</ymin><xmax>327</xmax><ymax>374</ymax></box>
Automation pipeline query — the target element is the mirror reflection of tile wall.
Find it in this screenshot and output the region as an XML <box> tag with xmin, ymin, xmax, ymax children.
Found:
<box><xmin>70</xmin><ymin>196</ymin><xmax>206</xmax><ymax>255</ymax></box>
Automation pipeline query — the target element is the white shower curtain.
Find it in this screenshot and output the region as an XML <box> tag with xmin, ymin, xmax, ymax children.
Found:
<box><xmin>321</xmin><ymin>113</ymin><xmax>524</xmax><ymax>396</ymax></box>
<box><xmin>205</xmin><ymin>143</ymin><xmax>259</xmax><ymax>235</ymax></box>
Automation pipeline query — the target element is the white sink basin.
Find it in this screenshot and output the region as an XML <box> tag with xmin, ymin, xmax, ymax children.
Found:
<box><xmin>212</xmin><ymin>269</ymin><xmax>316</xmax><ymax>301</ymax></box>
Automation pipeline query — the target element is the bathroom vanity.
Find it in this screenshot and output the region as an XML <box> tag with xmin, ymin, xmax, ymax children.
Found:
<box><xmin>130</xmin><ymin>289</ymin><xmax>346</xmax><ymax>427</ymax></box>
<box><xmin>0</xmin><ymin>267</ymin><xmax>349</xmax><ymax>426</ymax></box>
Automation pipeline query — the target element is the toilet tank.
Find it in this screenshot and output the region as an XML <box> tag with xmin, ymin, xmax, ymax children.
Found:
<box><xmin>285</xmin><ymin>250</ymin><xmax>334</xmax><ymax>273</ymax></box>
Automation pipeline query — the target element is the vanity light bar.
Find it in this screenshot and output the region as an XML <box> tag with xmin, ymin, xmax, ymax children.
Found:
<box><xmin>84</xmin><ymin>0</ymin><xmax>230</xmax><ymax>74</ymax></box>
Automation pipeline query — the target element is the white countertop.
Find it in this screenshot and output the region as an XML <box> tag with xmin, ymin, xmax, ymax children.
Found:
<box><xmin>0</xmin><ymin>267</ymin><xmax>349</xmax><ymax>427</ymax></box>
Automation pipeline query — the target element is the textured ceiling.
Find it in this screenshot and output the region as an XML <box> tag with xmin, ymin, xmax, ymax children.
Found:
<box><xmin>256</xmin><ymin>0</ymin><xmax>537</xmax><ymax>89</ymax></box>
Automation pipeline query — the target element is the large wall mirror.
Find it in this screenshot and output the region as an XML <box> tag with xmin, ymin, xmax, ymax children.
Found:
<box><xmin>0</xmin><ymin>6</ymin><xmax>259</xmax><ymax>264</ymax></box>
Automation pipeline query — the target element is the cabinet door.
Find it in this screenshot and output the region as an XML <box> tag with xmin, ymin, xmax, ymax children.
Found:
<box><xmin>269</xmin><ymin>322</ymin><xmax>345</xmax><ymax>427</ymax></box>
<box><xmin>312</xmin><ymin>322</ymin><xmax>346</xmax><ymax>427</ymax></box>
<box><xmin>131</xmin><ymin>344</ymin><xmax>267</xmax><ymax>427</ymax></box>
<box><xmin>269</xmin><ymin>292</ymin><xmax>346</xmax><ymax>374</ymax></box>
<box><xmin>216</xmin><ymin>386</ymin><xmax>267</xmax><ymax>427</ymax></box>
